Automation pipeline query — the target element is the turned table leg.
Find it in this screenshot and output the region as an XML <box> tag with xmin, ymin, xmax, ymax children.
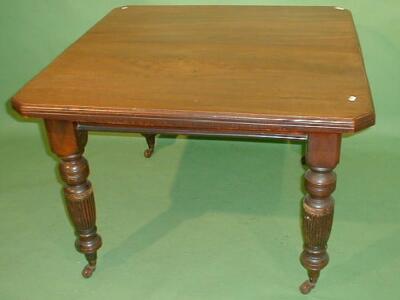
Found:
<box><xmin>299</xmin><ymin>133</ymin><xmax>341</xmax><ymax>294</ymax></box>
<box><xmin>142</xmin><ymin>133</ymin><xmax>156</xmax><ymax>158</ymax></box>
<box><xmin>45</xmin><ymin>120</ymin><xmax>102</xmax><ymax>278</ymax></box>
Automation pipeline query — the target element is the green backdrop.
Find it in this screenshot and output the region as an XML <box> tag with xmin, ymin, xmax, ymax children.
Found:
<box><xmin>1</xmin><ymin>1</ymin><xmax>399</xmax><ymax>299</ymax></box>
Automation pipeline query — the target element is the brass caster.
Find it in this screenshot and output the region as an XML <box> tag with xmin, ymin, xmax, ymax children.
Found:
<box><xmin>82</xmin><ymin>264</ymin><xmax>96</xmax><ymax>278</ymax></box>
<box><xmin>142</xmin><ymin>134</ymin><xmax>156</xmax><ymax>158</ymax></box>
<box><xmin>144</xmin><ymin>148</ymin><xmax>154</xmax><ymax>158</ymax></box>
<box><xmin>299</xmin><ymin>280</ymin><xmax>316</xmax><ymax>294</ymax></box>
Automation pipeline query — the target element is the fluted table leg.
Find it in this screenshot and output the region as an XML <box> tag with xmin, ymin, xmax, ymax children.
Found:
<box><xmin>299</xmin><ymin>133</ymin><xmax>341</xmax><ymax>294</ymax></box>
<box><xmin>45</xmin><ymin>120</ymin><xmax>102</xmax><ymax>278</ymax></box>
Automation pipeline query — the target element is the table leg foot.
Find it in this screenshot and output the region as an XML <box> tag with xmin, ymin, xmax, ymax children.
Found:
<box><xmin>144</xmin><ymin>148</ymin><xmax>153</xmax><ymax>158</ymax></box>
<box><xmin>142</xmin><ymin>134</ymin><xmax>156</xmax><ymax>158</ymax></box>
<box><xmin>81</xmin><ymin>253</ymin><xmax>97</xmax><ymax>278</ymax></box>
<box><xmin>299</xmin><ymin>280</ymin><xmax>315</xmax><ymax>294</ymax></box>
<box><xmin>82</xmin><ymin>264</ymin><xmax>96</xmax><ymax>278</ymax></box>
<box><xmin>299</xmin><ymin>270</ymin><xmax>319</xmax><ymax>294</ymax></box>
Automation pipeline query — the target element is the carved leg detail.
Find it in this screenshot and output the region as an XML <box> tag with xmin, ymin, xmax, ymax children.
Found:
<box><xmin>143</xmin><ymin>134</ymin><xmax>156</xmax><ymax>158</ymax></box>
<box><xmin>45</xmin><ymin>120</ymin><xmax>102</xmax><ymax>278</ymax></box>
<box><xmin>299</xmin><ymin>133</ymin><xmax>341</xmax><ymax>294</ymax></box>
<box><xmin>61</xmin><ymin>154</ymin><xmax>102</xmax><ymax>278</ymax></box>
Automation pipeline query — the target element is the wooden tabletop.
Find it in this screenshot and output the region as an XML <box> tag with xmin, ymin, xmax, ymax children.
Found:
<box><xmin>13</xmin><ymin>6</ymin><xmax>375</xmax><ymax>133</ymax></box>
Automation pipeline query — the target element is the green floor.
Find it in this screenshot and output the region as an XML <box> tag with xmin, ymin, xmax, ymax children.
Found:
<box><xmin>1</xmin><ymin>1</ymin><xmax>400</xmax><ymax>299</ymax></box>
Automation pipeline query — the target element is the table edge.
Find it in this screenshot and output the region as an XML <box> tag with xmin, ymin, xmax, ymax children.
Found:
<box><xmin>12</xmin><ymin>99</ymin><xmax>375</xmax><ymax>134</ymax></box>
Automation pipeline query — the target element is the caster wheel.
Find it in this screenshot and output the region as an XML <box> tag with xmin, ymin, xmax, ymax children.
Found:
<box><xmin>299</xmin><ymin>280</ymin><xmax>315</xmax><ymax>294</ymax></box>
<box><xmin>144</xmin><ymin>149</ymin><xmax>153</xmax><ymax>158</ymax></box>
<box><xmin>82</xmin><ymin>264</ymin><xmax>96</xmax><ymax>278</ymax></box>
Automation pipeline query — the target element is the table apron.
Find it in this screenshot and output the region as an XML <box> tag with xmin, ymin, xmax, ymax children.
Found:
<box><xmin>77</xmin><ymin>123</ymin><xmax>308</xmax><ymax>141</ymax></box>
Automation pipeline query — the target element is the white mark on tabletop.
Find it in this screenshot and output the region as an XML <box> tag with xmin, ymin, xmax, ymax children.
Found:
<box><xmin>121</xmin><ymin>6</ymin><xmax>128</xmax><ymax>10</ymax></box>
<box><xmin>348</xmin><ymin>96</ymin><xmax>357</xmax><ymax>102</ymax></box>
<box><xmin>334</xmin><ymin>6</ymin><xmax>345</xmax><ymax>10</ymax></box>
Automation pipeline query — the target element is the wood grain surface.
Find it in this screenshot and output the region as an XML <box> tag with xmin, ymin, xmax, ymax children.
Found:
<box><xmin>12</xmin><ymin>6</ymin><xmax>375</xmax><ymax>133</ymax></box>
